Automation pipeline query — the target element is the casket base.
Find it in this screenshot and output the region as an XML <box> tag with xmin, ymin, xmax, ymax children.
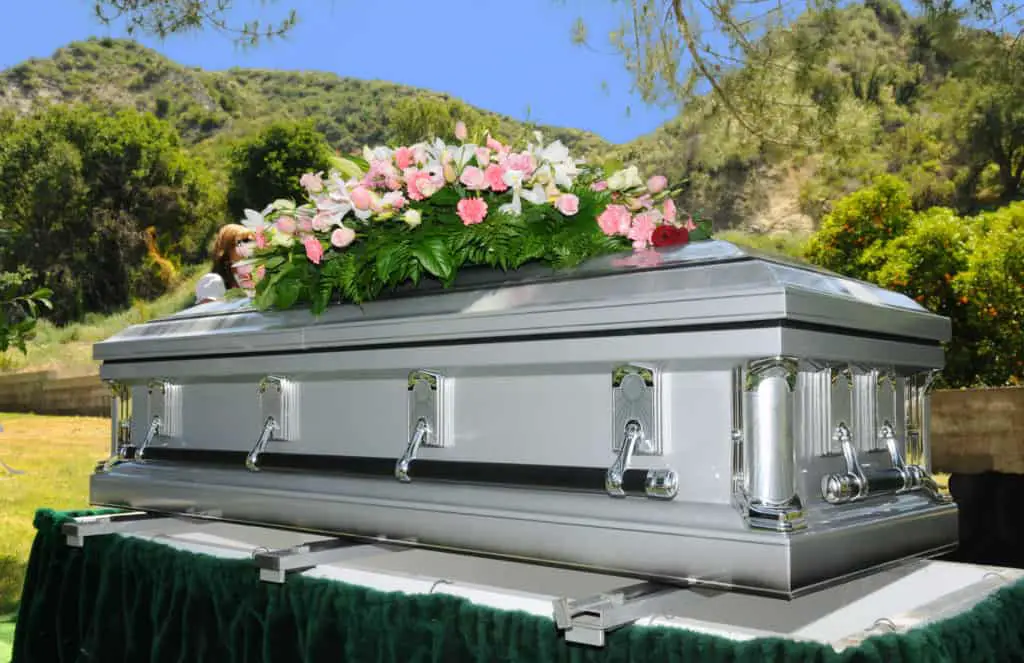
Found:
<box><xmin>90</xmin><ymin>461</ymin><xmax>958</xmax><ymax>598</ymax></box>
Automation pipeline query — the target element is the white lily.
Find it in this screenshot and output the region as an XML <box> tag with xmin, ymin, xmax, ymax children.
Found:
<box><xmin>521</xmin><ymin>184</ymin><xmax>548</xmax><ymax>205</ymax></box>
<box><xmin>241</xmin><ymin>207</ymin><xmax>271</xmax><ymax>231</ymax></box>
<box><xmin>498</xmin><ymin>169</ymin><xmax>527</xmax><ymax>216</ymax></box>
<box><xmin>540</xmin><ymin>140</ymin><xmax>570</xmax><ymax>164</ymax></box>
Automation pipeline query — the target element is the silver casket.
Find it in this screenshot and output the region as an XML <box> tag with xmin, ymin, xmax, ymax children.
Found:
<box><xmin>90</xmin><ymin>240</ymin><xmax>958</xmax><ymax>598</ymax></box>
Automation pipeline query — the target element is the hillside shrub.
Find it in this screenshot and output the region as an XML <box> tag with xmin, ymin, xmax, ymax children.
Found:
<box><xmin>803</xmin><ymin>174</ymin><xmax>915</xmax><ymax>281</ymax></box>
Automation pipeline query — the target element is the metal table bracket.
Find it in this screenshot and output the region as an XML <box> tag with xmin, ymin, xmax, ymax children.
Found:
<box><xmin>253</xmin><ymin>537</ymin><xmax>405</xmax><ymax>583</ymax></box>
<box><xmin>552</xmin><ymin>581</ymin><xmax>692</xmax><ymax>647</ymax></box>
<box><xmin>62</xmin><ymin>511</ymin><xmax>193</xmax><ymax>547</ymax></box>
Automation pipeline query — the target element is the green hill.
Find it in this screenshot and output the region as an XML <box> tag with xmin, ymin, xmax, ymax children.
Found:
<box><xmin>0</xmin><ymin>1</ymin><xmax>1017</xmax><ymax>233</ymax></box>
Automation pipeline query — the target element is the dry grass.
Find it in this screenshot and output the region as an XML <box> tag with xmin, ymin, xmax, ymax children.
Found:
<box><xmin>0</xmin><ymin>413</ymin><xmax>109</xmax><ymax>617</ymax></box>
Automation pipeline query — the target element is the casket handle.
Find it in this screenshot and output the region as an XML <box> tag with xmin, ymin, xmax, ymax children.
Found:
<box><xmin>606</xmin><ymin>420</ymin><xmax>678</xmax><ymax>500</ymax></box>
<box><xmin>395</xmin><ymin>417</ymin><xmax>429</xmax><ymax>483</ymax></box>
<box><xmin>821</xmin><ymin>421</ymin><xmax>952</xmax><ymax>505</ymax></box>
<box><xmin>246</xmin><ymin>416</ymin><xmax>278</xmax><ymax>472</ymax></box>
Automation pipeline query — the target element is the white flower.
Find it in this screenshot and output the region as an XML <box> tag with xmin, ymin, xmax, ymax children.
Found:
<box><xmin>607</xmin><ymin>166</ymin><xmax>643</xmax><ymax>191</ymax></box>
<box><xmin>403</xmin><ymin>209</ymin><xmax>422</xmax><ymax>228</ymax></box>
<box><xmin>521</xmin><ymin>184</ymin><xmax>548</xmax><ymax>205</ymax></box>
<box><xmin>241</xmin><ymin>208</ymin><xmax>269</xmax><ymax>231</ymax></box>
<box><xmin>540</xmin><ymin>140</ymin><xmax>570</xmax><ymax>164</ymax></box>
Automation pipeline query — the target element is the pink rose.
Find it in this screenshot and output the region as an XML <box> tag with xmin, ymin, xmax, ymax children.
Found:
<box><xmin>331</xmin><ymin>226</ymin><xmax>356</xmax><ymax>248</ymax></box>
<box><xmin>312</xmin><ymin>212</ymin><xmax>334</xmax><ymax>232</ymax></box>
<box><xmin>460</xmin><ymin>166</ymin><xmax>487</xmax><ymax>190</ymax></box>
<box><xmin>303</xmin><ymin>235</ymin><xmax>324</xmax><ymax>264</ymax></box>
<box><xmin>484</xmin><ymin>165</ymin><xmax>508</xmax><ymax>192</ymax></box>
<box><xmin>663</xmin><ymin>199</ymin><xmax>677</xmax><ymax>224</ymax></box>
<box><xmin>350</xmin><ymin>186</ymin><xmax>373</xmax><ymax>211</ymax></box>
<box><xmin>596</xmin><ymin>205</ymin><xmax>631</xmax><ymax>236</ymax></box>
<box><xmin>456</xmin><ymin>198</ymin><xmax>488</xmax><ymax>226</ymax></box>
<box><xmin>555</xmin><ymin>193</ymin><xmax>580</xmax><ymax>216</ymax></box>
<box><xmin>627</xmin><ymin>213</ymin><xmax>657</xmax><ymax>250</ymax></box>
<box><xmin>394</xmin><ymin>147</ymin><xmax>414</xmax><ymax>170</ymax></box>
<box><xmin>647</xmin><ymin>175</ymin><xmax>668</xmax><ymax>194</ymax></box>
<box><xmin>475</xmin><ymin>147</ymin><xmax>491</xmax><ymax>166</ymax></box>
<box><xmin>275</xmin><ymin>216</ymin><xmax>296</xmax><ymax>235</ymax></box>
<box><xmin>591</xmin><ymin>180</ymin><xmax>608</xmax><ymax>192</ymax></box>
<box><xmin>406</xmin><ymin>170</ymin><xmax>439</xmax><ymax>201</ymax></box>
<box><xmin>455</xmin><ymin>121</ymin><xmax>468</xmax><ymax>141</ymax></box>
<box><xmin>300</xmin><ymin>172</ymin><xmax>324</xmax><ymax>192</ymax></box>
<box><xmin>382</xmin><ymin>191</ymin><xmax>406</xmax><ymax>209</ymax></box>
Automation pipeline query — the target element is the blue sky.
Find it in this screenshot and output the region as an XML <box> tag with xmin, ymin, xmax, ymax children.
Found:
<box><xmin>0</xmin><ymin>0</ymin><xmax>684</xmax><ymax>144</ymax></box>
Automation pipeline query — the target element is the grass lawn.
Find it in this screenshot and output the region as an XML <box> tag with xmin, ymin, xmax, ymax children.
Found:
<box><xmin>0</xmin><ymin>413</ymin><xmax>109</xmax><ymax>619</ymax></box>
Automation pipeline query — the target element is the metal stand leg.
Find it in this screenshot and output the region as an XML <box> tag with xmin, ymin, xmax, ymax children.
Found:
<box><xmin>62</xmin><ymin>511</ymin><xmax>208</xmax><ymax>547</ymax></box>
<box><xmin>253</xmin><ymin>537</ymin><xmax>406</xmax><ymax>583</ymax></box>
<box><xmin>552</xmin><ymin>582</ymin><xmax>692</xmax><ymax>647</ymax></box>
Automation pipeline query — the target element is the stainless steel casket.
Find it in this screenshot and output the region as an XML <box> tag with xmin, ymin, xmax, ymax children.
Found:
<box><xmin>89</xmin><ymin>240</ymin><xmax>958</xmax><ymax>598</ymax></box>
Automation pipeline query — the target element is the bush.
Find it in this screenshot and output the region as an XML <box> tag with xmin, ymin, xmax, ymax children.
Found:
<box><xmin>951</xmin><ymin>202</ymin><xmax>1024</xmax><ymax>386</ymax></box>
<box><xmin>863</xmin><ymin>207</ymin><xmax>978</xmax><ymax>386</ymax></box>
<box><xmin>804</xmin><ymin>174</ymin><xmax>914</xmax><ymax>281</ymax></box>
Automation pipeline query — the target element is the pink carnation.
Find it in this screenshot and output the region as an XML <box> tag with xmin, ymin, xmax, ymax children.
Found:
<box><xmin>503</xmin><ymin>152</ymin><xmax>535</xmax><ymax>176</ymax></box>
<box><xmin>457</xmin><ymin>198</ymin><xmax>488</xmax><ymax>226</ymax></box>
<box><xmin>484</xmin><ymin>164</ymin><xmax>508</xmax><ymax>192</ymax></box>
<box><xmin>596</xmin><ymin>205</ymin><xmax>631</xmax><ymax>236</ymax></box>
<box><xmin>555</xmin><ymin>193</ymin><xmax>580</xmax><ymax>216</ymax></box>
<box><xmin>647</xmin><ymin>175</ymin><xmax>668</xmax><ymax>194</ymax></box>
<box><xmin>628</xmin><ymin>213</ymin><xmax>657</xmax><ymax>250</ymax></box>
<box><xmin>460</xmin><ymin>166</ymin><xmax>487</xmax><ymax>190</ymax></box>
<box><xmin>331</xmin><ymin>226</ymin><xmax>356</xmax><ymax>248</ymax></box>
<box><xmin>394</xmin><ymin>147</ymin><xmax>415</xmax><ymax>170</ymax></box>
<box><xmin>303</xmin><ymin>235</ymin><xmax>324</xmax><ymax>264</ymax></box>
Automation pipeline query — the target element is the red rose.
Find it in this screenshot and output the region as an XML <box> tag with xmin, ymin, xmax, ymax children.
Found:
<box><xmin>650</xmin><ymin>225</ymin><xmax>690</xmax><ymax>247</ymax></box>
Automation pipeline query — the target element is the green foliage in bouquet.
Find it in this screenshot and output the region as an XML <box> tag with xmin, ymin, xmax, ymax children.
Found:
<box><xmin>237</xmin><ymin>123</ymin><xmax>712</xmax><ymax>315</ymax></box>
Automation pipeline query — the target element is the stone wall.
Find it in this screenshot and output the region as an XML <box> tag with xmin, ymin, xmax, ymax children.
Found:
<box><xmin>931</xmin><ymin>386</ymin><xmax>1024</xmax><ymax>475</ymax></box>
<box><xmin>0</xmin><ymin>371</ymin><xmax>110</xmax><ymax>417</ymax></box>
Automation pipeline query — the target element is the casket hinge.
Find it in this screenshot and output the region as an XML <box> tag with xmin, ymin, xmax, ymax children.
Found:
<box><xmin>606</xmin><ymin>420</ymin><xmax>678</xmax><ymax>500</ymax></box>
<box><xmin>821</xmin><ymin>420</ymin><xmax>951</xmax><ymax>504</ymax></box>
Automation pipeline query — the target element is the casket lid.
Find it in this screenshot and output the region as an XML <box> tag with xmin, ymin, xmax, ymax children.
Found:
<box><xmin>94</xmin><ymin>240</ymin><xmax>951</xmax><ymax>362</ymax></box>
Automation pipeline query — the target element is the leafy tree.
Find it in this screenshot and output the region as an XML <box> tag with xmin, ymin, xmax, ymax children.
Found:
<box><xmin>0</xmin><ymin>104</ymin><xmax>222</xmax><ymax>324</ymax></box>
<box><xmin>225</xmin><ymin>120</ymin><xmax>334</xmax><ymax>218</ymax></box>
